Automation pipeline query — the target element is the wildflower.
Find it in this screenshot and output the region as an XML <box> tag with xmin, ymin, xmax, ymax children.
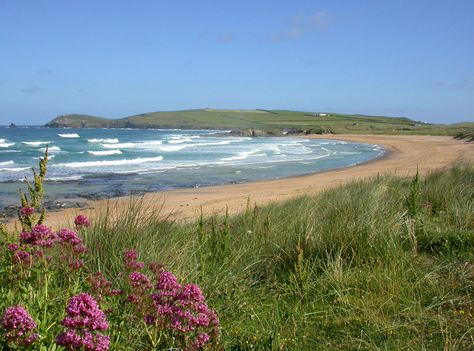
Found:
<box><xmin>74</xmin><ymin>214</ymin><xmax>91</xmax><ymax>229</ymax></box>
<box><xmin>156</xmin><ymin>270</ymin><xmax>181</xmax><ymax>292</ymax></box>
<box><xmin>57</xmin><ymin>228</ymin><xmax>82</xmax><ymax>246</ymax></box>
<box><xmin>150</xmin><ymin>271</ymin><xmax>219</xmax><ymax>349</ymax></box>
<box><xmin>1</xmin><ymin>305</ymin><xmax>38</xmax><ymax>346</ymax></box>
<box><xmin>110</xmin><ymin>289</ymin><xmax>123</xmax><ymax>296</ymax></box>
<box><xmin>129</xmin><ymin>271</ymin><xmax>152</xmax><ymax>290</ymax></box>
<box><xmin>12</xmin><ymin>250</ymin><xmax>31</xmax><ymax>266</ymax></box>
<box><xmin>144</xmin><ymin>314</ymin><xmax>156</xmax><ymax>325</ymax></box>
<box><xmin>62</xmin><ymin>293</ymin><xmax>109</xmax><ymax>330</ymax></box>
<box><xmin>86</xmin><ymin>272</ymin><xmax>112</xmax><ymax>302</ymax></box>
<box><xmin>33</xmin><ymin>250</ymin><xmax>44</xmax><ymax>258</ymax></box>
<box><xmin>126</xmin><ymin>294</ymin><xmax>140</xmax><ymax>304</ymax></box>
<box><xmin>20</xmin><ymin>206</ymin><xmax>34</xmax><ymax>217</ymax></box>
<box><xmin>7</xmin><ymin>243</ymin><xmax>19</xmax><ymax>252</ymax></box>
<box><xmin>56</xmin><ymin>293</ymin><xmax>110</xmax><ymax>351</ymax></box>
<box><xmin>194</xmin><ymin>332</ymin><xmax>210</xmax><ymax>349</ymax></box>
<box><xmin>148</xmin><ymin>261</ymin><xmax>164</xmax><ymax>275</ymax></box>
<box><xmin>20</xmin><ymin>224</ymin><xmax>56</xmax><ymax>248</ymax></box>
<box><xmin>69</xmin><ymin>259</ymin><xmax>85</xmax><ymax>270</ymax></box>
<box><xmin>123</xmin><ymin>249</ymin><xmax>144</xmax><ymax>269</ymax></box>
<box><xmin>56</xmin><ymin>330</ymin><xmax>109</xmax><ymax>351</ymax></box>
<box><xmin>74</xmin><ymin>244</ymin><xmax>88</xmax><ymax>254</ymax></box>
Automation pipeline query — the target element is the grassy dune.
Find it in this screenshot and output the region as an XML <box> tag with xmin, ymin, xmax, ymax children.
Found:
<box><xmin>45</xmin><ymin>109</ymin><xmax>474</xmax><ymax>136</ymax></box>
<box><xmin>84</xmin><ymin>164</ymin><xmax>474</xmax><ymax>350</ymax></box>
<box><xmin>2</xmin><ymin>162</ymin><xmax>473</xmax><ymax>349</ymax></box>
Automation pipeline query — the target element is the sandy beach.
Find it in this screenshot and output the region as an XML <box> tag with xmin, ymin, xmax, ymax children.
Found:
<box><xmin>7</xmin><ymin>134</ymin><xmax>473</xmax><ymax>229</ymax></box>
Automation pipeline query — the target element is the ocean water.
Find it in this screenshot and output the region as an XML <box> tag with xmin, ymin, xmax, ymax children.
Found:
<box><xmin>0</xmin><ymin>127</ymin><xmax>384</xmax><ymax>209</ymax></box>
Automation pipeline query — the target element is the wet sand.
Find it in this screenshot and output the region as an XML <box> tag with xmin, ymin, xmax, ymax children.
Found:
<box><xmin>6</xmin><ymin>135</ymin><xmax>474</xmax><ymax>229</ymax></box>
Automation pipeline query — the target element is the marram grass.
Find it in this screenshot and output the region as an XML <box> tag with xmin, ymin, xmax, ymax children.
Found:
<box><xmin>2</xmin><ymin>163</ymin><xmax>474</xmax><ymax>350</ymax></box>
<box><xmin>85</xmin><ymin>164</ymin><xmax>474</xmax><ymax>350</ymax></box>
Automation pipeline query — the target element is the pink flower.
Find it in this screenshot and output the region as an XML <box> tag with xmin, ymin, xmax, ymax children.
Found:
<box><xmin>7</xmin><ymin>243</ymin><xmax>19</xmax><ymax>252</ymax></box>
<box><xmin>194</xmin><ymin>332</ymin><xmax>210</xmax><ymax>349</ymax></box>
<box><xmin>56</xmin><ymin>293</ymin><xmax>110</xmax><ymax>351</ymax></box>
<box><xmin>12</xmin><ymin>250</ymin><xmax>31</xmax><ymax>266</ymax></box>
<box><xmin>74</xmin><ymin>215</ymin><xmax>91</xmax><ymax>229</ymax></box>
<box><xmin>20</xmin><ymin>206</ymin><xmax>34</xmax><ymax>216</ymax></box>
<box><xmin>129</xmin><ymin>271</ymin><xmax>152</xmax><ymax>290</ymax></box>
<box><xmin>1</xmin><ymin>305</ymin><xmax>38</xmax><ymax>346</ymax></box>
<box><xmin>123</xmin><ymin>249</ymin><xmax>144</xmax><ymax>269</ymax></box>
<box><xmin>62</xmin><ymin>293</ymin><xmax>109</xmax><ymax>331</ymax></box>
<box><xmin>74</xmin><ymin>244</ymin><xmax>88</xmax><ymax>254</ymax></box>
<box><xmin>20</xmin><ymin>224</ymin><xmax>56</xmax><ymax>248</ymax></box>
<box><xmin>156</xmin><ymin>271</ymin><xmax>182</xmax><ymax>292</ymax></box>
<box><xmin>86</xmin><ymin>272</ymin><xmax>113</xmax><ymax>302</ymax></box>
<box><xmin>57</xmin><ymin>229</ymin><xmax>82</xmax><ymax>246</ymax></box>
<box><xmin>149</xmin><ymin>271</ymin><xmax>219</xmax><ymax>348</ymax></box>
<box><xmin>69</xmin><ymin>259</ymin><xmax>85</xmax><ymax>270</ymax></box>
<box><xmin>56</xmin><ymin>330</ymin><xmax>109</xmax><ymax>351</ymax></box>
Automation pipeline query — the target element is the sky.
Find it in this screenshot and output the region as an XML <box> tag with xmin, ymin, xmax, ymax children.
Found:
<box><xmin>0</xmin><ymin>0</ymin><xmax>473</xmax><ymax>125</ymax></box>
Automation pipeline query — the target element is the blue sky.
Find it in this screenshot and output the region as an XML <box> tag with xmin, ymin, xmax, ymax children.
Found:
<box><xmin>0</xmin><ymin>0</ymin><xmax>473</xmax><ymax>125</ymax></box>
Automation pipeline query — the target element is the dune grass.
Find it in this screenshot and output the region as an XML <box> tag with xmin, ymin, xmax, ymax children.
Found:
<box><xmin>82</xmin><ymin>164</ymin><xmax>474</xmax><ymax>350</ymax></box>
<box><xmin>2</xmin><ymin>163</ymin><xmax>474</xmax><ymax>349</ymax></box>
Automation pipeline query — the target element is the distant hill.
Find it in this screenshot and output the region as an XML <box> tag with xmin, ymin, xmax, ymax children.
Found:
<box><xmin>44</xmin><ymin>109</ymin><xmax>474</xmax><ymax>136</ymax></box>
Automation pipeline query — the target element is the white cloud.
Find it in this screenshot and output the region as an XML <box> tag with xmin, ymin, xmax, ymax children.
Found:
<box><xmin>272</xmin><ymin>11</ymin><xmax>331</xmax><ymax>42</ymax></box>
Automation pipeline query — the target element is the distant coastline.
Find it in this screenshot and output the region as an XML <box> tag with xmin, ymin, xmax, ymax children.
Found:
<box><xmin>42</xmin><ymin>108</ymin><xmax>474</xmax><ymax>137</ymax></box>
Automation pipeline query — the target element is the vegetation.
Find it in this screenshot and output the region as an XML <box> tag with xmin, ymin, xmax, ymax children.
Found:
<box><xmin>0</xmin><ymin>155</ymin><xmax>219</xmax><ymax>350</ymax></box>
<box><xmin>454</xmin><ymin>125</ymin><xmax>474</xmax><ymax>141</ymax></box>
<box><xmin>2</xmin><ymin>153</ymin><xmax>474</xmax><ymax>349</ymax></box>
<box><xmin>44</xmin><ymin>109</ymin><xmax>474</xmax><ymax>136</ymax></box>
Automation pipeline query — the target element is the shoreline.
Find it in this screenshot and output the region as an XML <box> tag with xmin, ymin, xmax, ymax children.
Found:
<box><xmin>5</xmin><ymin>134</ymin><xmax>473</xmax><ymax>229</ymax></box>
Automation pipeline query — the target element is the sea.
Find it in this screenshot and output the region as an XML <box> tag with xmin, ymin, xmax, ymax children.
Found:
<box><xmin>0</xmin><ymin>126</ymin><xmax>384</xmax><ymax>210</ymax></box>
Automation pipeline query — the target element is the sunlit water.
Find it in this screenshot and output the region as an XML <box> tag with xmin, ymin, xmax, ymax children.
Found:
<box><xmin>0</xmin><ymin>127</ymin><xmax>384</xmax><ymax>209</ymax></box>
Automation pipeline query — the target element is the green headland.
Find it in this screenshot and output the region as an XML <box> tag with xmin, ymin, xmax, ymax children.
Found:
<box><xmin>45</xmin><ymin>109</ymin><xmax>474</xmax><ymax>138</ymax></box>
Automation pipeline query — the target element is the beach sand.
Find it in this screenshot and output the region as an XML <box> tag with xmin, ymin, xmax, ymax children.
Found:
<box><xmin>7</xmin><ymin>134</ymin><xmax>474</xmax><ymax>229</ymax></box>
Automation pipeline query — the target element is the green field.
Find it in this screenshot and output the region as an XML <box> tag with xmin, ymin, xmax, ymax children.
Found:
<box><xmin>45</xmin><ymin>109</ymin><xmax>474</xmax><ymax>137</ymax></box>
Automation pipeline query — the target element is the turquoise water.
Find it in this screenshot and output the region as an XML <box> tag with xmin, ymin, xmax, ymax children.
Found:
<box><xmin>0</xmin><ymin>127</ymin><xmax>384</xmax><ymax>209</ymax></box>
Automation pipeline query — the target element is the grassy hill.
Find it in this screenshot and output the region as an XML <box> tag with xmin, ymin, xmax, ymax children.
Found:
<box><xmin>45</xmin><ymin>109</ymin><xmax>474</xmax><ymax>136</ymax></box>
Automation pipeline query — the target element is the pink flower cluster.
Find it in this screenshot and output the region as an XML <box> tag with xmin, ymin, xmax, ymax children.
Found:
<box><xmin>149</xmin><ymin>271</ymin><xmax>219</xmax><ymax>350</ymax></box>
<box><xmin>124</xmin><ymin>249</ymin><xmax>144</xmax><ymax>270</ymax></box>
<box><xmin>74</xmin><ymin>214</ymin><xmax>91</xmax><ymax>229</ymax></box>
<box><xmin>19</xmin><ymin>206</ymin><xmax>34</xmax><ymax>217</ymax></box>
<box><xmin>86</xmin><ymin>272</ymin><xmax>124</xmax><ymax>302</ymax></box>
<box><xmin>56</xmin><ymin>293</ymin><xmax>110</xmax><ymax>351</ymax></box>
<box><xmin>13</xmin><ymin>220</ymin><xmax>89</xmax><ymax>271</ymax></box>
<box><xmin>20</xmin><ymin>224</ymin><xmax>56</xmax><ymax>248</ymax></box>
<box><xmin>1</xmin><ymin>305</ymin><xmax>38</xmax><ymax>346</ymax></box>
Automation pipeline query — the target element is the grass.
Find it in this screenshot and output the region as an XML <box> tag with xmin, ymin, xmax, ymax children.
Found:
<box><xmin>44</xmin><ymin>109</ymin><xmax>474</xmax><ymax>137</ymax></box>
<box><xmin>2</xmin><ymin>163</ymin><xmax>474</xmax><ymax>349</ymax></box>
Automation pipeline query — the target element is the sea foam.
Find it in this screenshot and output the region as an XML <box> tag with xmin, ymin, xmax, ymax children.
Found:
<box><xmin>0</xmin><ymin>167</ymin><xmax>30</xmax><ymax>172</ymax></box>
<box><xmin>221</xmin><ymin>150</ymin><xmax>266</xmax><ymax>161</ymax></box>
<box><xmin>55</xmin><ymin>156</ymin><xmax>164</xmax><ymax>168</ymax></box>
<box><xmin>88</xmin><ymin>150</ymin><xmax>122</xmax><ymax>156</ymax></box>
<box><xmin>0</xmin><ymin>160</ymin><xmax>14</xmax><ymax>166</ymax></box>
<box><xmin>22</xmin><ymin>141</ymin><xmax>51</xmax><ymax>146</ymax></box>
<box><xmin>88</xmin><ymin>138</ymin><xmax>119</xmax><ymax>144</ymax></box>
<box><xmin>39</xmin><ymin>146</ymin><xmax>61</xmax><ymax>153</ymax></box>
<box><xmin>58</xmin><ymin>133</ymin><xmax>80</xmax><ymax>138</ymax></box>
<box><xmin>0</xmin><ymin>141</ymin><xmax>15</xmax><ymax>148</ymax></box>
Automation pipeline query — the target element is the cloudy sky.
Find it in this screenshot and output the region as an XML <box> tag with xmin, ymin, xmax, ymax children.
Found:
<box><xmin>0</xmin><ymin>0</ymin><xmax>473</xmax><ymax>124</ymax></box>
